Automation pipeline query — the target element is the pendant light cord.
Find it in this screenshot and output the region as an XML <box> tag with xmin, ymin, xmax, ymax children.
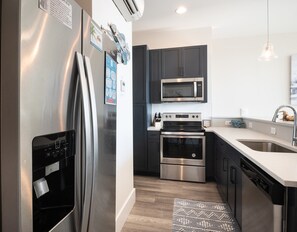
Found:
<box><xmin>267</xmin><ymin>0</ymin><xmax>270</xmax><ymax>44</ymax></box>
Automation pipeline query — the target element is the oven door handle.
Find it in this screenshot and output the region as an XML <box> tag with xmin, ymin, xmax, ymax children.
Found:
<box><xmin>161</xmin><ymin>132</ymin><xmax>205</xmax><ymax>136</ymax></box>
<box><xmin>161</xmin><ymin>135</ymin><xmax>205</xmax><ymax>139</ymax></box>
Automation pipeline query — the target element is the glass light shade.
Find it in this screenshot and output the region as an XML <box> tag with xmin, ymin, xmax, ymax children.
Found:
<box><xmin>175</xmin><ymin>6</ymin><xmax>187</xmax><ymax>14</ymax></box>
<box><xmin>258</xmin><ymin>42</ymin><xmax>278</xmax><ymax>61</ymax></box>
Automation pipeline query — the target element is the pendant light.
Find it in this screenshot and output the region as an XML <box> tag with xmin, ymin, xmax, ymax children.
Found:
<box><xmin>258</xmin><ymin>0</ymin><xmax>278</xmax><ymax>61</ymax></box>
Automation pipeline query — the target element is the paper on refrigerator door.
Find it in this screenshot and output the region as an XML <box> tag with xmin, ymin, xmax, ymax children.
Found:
<box><xmin>90</xmin><ymin>21</ymin><xmax>103</xmax><ymax>52</ymax></box>
<box><xmin>38</xmin><ymin>0</ymin><xmax>73</xmax><ymax>29</ymax></box>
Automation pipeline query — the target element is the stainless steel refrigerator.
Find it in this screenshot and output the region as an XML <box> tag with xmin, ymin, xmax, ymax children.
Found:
<box><xmin>1</xmin><ymin>0</ymin><xmax>117</xmax><ymax>231</ymax></box>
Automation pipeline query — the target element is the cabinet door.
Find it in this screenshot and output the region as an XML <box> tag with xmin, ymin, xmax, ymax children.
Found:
<box><xmin>235</xmin><ymin>164</ymin><xmax>242</xmax><ymax>228</ymax></box>
<box><xmin>182</xmin><ymin>46</ymin><xmax>203</xmax><ymax>77</ymax></box>
<box><xmin>228</xmin><ymin>159</ymin><xmax>237</xmax><ymax>215</ymax></box>
<box><xmin>149</xmin><ymin>50</ymin><xmax>161</xmax><ymax>103</ymax></box>
<box><xmin>228</xmin><ymin>159</ymin><xmax>242</xmax><ymax>228</ymax></box>
<box><xmin>215</xmin><ymin>137</ymin><xmax>228</xmax><ymax>202</ymax></box>
<box><xmin>133</xmin><ymin>45</ymin><xmax>149</xmax><ymax>104</ymax></box>
<box><xmin>147</xmin><ymin>131</ymin><xmax>160</xmax><ymax>174</ymax></box>
<box><xmin>288</xmin><ymin>188</ymin><xmax>297</xmax><ymax>232</ymax></box>
<box><xmin>206</xmin><ymin>132</ymin><xmax>215</xmax><ymax>180</ymax></box>
<box><xmin>133</xmin><ymin>104</ymin><xmax>148</xmax><ymax>172</ymax></box>
<box><xmin>161</xmin><ymin>48</ymin><xmax>181</xmax><ymax>78</ymax></box>
<box><xmin>221</xmin><ymin>156</ymin><xmax>229</xmax><ymax>201</ymax></box>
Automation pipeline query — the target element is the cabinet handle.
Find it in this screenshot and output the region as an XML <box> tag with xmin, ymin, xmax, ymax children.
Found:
<box><xmin>223</xmin><ymin>158</ymin><xmax>228</xmax><ymax>171</ymax></box>
<box><xmin>230</xmin><ymin>166</ymin><xmax>237</xmax><ymax>184</ymax></box>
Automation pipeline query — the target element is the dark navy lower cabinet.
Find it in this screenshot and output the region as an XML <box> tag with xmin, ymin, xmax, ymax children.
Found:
<box><xmin>214</xmin><ymin>134</ymin><xmax>242</xmax><ymax>228</ymax></box>
<box><xmin>287</xmin><ymin>188</ymin><xmax>297</xmax><ymax>232</ymax></box>
<box><xmin>147</xmin><ymin>131</ymin><xmax>160</xmax><ymax>175</ymax></box>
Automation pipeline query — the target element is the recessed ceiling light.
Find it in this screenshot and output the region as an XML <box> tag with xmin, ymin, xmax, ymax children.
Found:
<box><xmin>175</xmin><ymin>6</ymin><xmax>187</xmax><ymax>15</ymax></box>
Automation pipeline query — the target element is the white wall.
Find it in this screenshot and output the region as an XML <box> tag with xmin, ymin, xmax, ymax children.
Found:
<box><xmin>133</xmin><ymin>28</ymin><xmax>213</xmax><ymax>120</ymax></box>
<box><xmin>212</xmin><ymin>33</ymin><xmax>297</xmax><ymax>119</ymax></box>
<box><xmin>133</xmin><ymin>29</ymin><xmax>297</xmax><ymax>120</ymax></box>
<box><xmin>92</xmin><ymin>1</ymin><xmax>135</xmax><ymax>231</ymax></box>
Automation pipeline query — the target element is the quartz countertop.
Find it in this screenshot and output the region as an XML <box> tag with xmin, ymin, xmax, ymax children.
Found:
<box><xmin>206</xmin><ymin>127</ymin><xmax>297</xmax><ymax>187</ymax></box>
<box><xmin>147</xmin><ymin>126</ymin><xmax>161</xmax><ymax>131</ymax></box>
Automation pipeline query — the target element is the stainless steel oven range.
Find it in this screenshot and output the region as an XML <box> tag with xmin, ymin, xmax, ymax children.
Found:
<box><xmin>160</xmin><ymin>113</ymin><xmax>205</xmax><ymax>182</ymax></box>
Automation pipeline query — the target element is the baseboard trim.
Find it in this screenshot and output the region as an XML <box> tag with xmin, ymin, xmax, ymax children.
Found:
<box><xmin>116</xmin><ymin>188</ymin><xmax>136</xmax><ymax>232</ymax></box>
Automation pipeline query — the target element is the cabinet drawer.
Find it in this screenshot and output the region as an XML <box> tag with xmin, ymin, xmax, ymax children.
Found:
<box><xmin>148</xmin><ymin>131</ymin><xmax>160</xmax><ymax>140</ymax></box>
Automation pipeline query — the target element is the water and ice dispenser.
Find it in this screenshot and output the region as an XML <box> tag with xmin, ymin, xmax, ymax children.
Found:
<box><xmin>32</xmin><ymin>130</ymin><xmax>75</xmax><ymax>231</ymax></box>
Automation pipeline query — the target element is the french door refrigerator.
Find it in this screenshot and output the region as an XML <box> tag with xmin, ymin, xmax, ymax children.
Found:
<box><xmin>1</xmin><ymin>0</ymin><xmax>117</xmax><ymax>231</ymax></box>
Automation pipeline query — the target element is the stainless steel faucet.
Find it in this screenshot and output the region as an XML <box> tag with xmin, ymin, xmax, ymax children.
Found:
<box><xmin>272</xmin><ymin>105</ymin><xmax>297</xmax><ymax>146</ymax></box>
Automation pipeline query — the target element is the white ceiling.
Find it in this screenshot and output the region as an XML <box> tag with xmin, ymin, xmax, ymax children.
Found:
<box><xmin>133</xmin><ymin>0</ymin><xmax>297</xmax><ymax>38</ymax></box>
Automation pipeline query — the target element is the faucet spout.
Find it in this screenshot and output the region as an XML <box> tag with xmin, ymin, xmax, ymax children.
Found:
<box><xmin>272</xmin><ymin>105</ymin><xmax>297</xmax><ymax>146</ymax></box>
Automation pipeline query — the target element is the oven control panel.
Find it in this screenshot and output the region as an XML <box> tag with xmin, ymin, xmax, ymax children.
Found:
<box><xmin>162</xmin><ymin>113</ymin><xmax>202</xmax><ymax>121</ymax></box>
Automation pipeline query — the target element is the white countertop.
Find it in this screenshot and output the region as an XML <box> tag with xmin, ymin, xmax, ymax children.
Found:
<box><xmin>147</xmin><ymin>126</ymin><xmax>161</xmax><ymax>131</ymax></box>
<box><xmin>206</xmin><ymin>127</ymin><xmax>297</xmax><ymax>187</ymax></box>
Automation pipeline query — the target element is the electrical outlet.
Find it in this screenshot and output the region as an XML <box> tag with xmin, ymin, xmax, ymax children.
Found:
<box><xmin>248</xmin><ymin>122</ymin><xmax>253</xmax><ymax>128</ymax></box>
<box><xmin>270</xmin><ymin>127</ymin><xmax>277</xmax><ymax>135</ymax></box>
<box><xmin>225</xmin><ymin>120</ymin><xmax>231</xmax><ymax>126</ymax></box>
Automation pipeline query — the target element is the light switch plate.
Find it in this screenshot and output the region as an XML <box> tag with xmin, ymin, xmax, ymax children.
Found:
<box><xmin>120</xmin><ymin>80</ymin><xmax>126</xmax><ymax>93</ymax></box>
<box><xmin>248</xmin><ymin>122</ymin><xmax>253</xmax><ymax>128</ymax></box>
<box><xmin>270</xmin><ymin>127</ymin><xmax>277</xmax><ymax>135</ymax></box>
<box><xmin>203</xmin><ymin>120</ymin><xmax>211</xmax><ymax>128</ymax></box>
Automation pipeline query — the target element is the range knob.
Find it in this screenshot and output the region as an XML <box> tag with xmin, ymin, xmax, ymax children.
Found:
<box><xmin>192</xmin><ymin>115</ymin><xmax>195</xmax><ymax>118</ymax></box>
<box><xmin>192</xmin><ymin>153</ymin><xmax>196</xmax><ymax>158</ymax></box>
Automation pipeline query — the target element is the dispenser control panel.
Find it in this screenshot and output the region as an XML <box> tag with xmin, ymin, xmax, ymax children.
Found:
<box><xmin>32</xmin><ymin>130</ymin><xmax>75</xmax><ymax>172</ymax></box>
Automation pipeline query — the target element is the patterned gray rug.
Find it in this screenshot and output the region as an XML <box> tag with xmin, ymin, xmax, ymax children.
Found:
<box><xmin>172</xmin><ymin>198</ymin><xmax>241</xmax><ymax>232</ymax></box>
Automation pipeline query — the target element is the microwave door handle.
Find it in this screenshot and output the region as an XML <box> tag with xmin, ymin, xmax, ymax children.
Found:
<box><xmin>194</xmin><ymin>81</ymin><xmax>197</xmax><ymax>97</ymax></box>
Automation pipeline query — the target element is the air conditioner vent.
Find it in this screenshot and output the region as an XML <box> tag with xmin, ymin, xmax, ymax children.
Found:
<box><xmin>113</xmin><ymin>0</ymin><xmax>144</xmax><ymax>22</ymax></box>
<box><xmin>123</xmin><ymin>0</ymin><xmax>138</xmax><ymax>15</ymax></box>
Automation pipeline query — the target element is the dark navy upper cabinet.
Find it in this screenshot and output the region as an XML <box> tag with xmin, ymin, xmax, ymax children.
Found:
<box><xmin>149</xmin><ymin>49</ymin><xmax>162</xmax><ymax>103</ymax></box>
<box><xmin>133</xmin><ymin>45</ymin><xmax>149</xmax><ymax>104</ymax></box>
<box><xmin>150</xmin><ymin>45</ymin><xmax>208</xmax><ymax>103</ymax></box>
<box><xmin>161</xmin><ymin>45</ymin><xmax>207</xmax><ymax>79</ymax></box>
<box><xmin>161</xmin><ymin>48</ymin><xmax>181</xmax><ymax>78</ymax></box>
<box><xmin>183</xmin><ymin>46</ymin><xmax>207</xmax><ymax>77</ymax></box>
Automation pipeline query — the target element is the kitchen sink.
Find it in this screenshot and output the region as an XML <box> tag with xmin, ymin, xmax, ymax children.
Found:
<box><xmin>237</xmin><ymin>140</ymin><xmax>297</xmax><ymax>153</ymax></box>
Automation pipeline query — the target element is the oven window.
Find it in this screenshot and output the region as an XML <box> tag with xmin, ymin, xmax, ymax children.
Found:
<box><xmin>163</xmin><ymin>82</ymin><xmax>194</xmax><ymax>98</ymax></box>
<box><xmin>163</xmin><ymin>137</ymin><xmax>203</xmax><ymax>159</ymax></box>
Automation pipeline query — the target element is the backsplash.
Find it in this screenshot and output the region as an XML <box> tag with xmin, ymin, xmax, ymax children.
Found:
<box><xmin>210</xmin><ymin>117</ymin><xmax>293</xmax><ymax>144</ymax></box>
<box><xmin>243</xmin><ymin>118</ymin><xmax>293</xmax><ymax>143</ymax></box>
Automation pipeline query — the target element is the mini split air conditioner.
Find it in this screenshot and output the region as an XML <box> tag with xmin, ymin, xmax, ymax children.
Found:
<box><xmin>112</xmin><ymin>0</ymin><xmax>144</xmax><ymax>22</ymax></box>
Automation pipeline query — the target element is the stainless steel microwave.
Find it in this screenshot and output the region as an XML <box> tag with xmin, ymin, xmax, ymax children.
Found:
<box><xmin>161</xmin><ymin>77</ymin><xmax>204</xmax><ymax>102</ymax></box>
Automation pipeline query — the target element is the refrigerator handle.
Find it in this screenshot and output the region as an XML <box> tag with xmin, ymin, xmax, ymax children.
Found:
<box><xmin>76</xmin><ymin>52</ymin><xmax>93</xmax><ymax>232</ymax></box>
<box><xmin>83</xmin><ymin>56</ymin><xmax>99</xmax><ymax>219</ymax></box>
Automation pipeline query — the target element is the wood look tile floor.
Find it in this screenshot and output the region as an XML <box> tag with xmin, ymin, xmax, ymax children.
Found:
<box><xmin>121</xmin><ymin>175</ymin><xmax>222</xmax><ymax>232</ymax></box>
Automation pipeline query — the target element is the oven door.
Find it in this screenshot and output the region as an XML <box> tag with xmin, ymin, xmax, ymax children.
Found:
<box><xmin>160</xmin><ymin>132</ymin><xmax>205</xmax><ymax>166</ymax></box>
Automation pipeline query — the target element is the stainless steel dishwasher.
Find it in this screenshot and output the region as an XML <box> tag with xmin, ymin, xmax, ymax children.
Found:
<box><xmin>241</xmin><ymin>158</ymin><xmax>284</xmax><ymax>232</ymax></box>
